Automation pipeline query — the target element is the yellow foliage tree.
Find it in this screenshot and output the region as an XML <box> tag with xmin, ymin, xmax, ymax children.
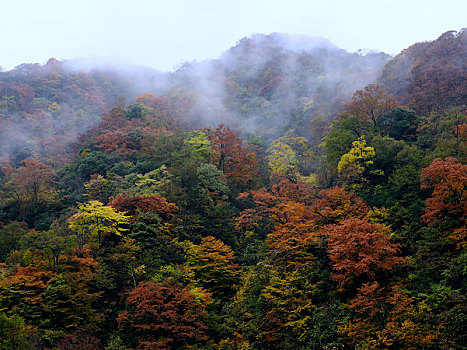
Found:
<box><xmin>68</xmin><ymin>200</ymin><xmax>129</xmax><ymax>246</ymax></box>
<box><xmin>267</xmin><ymin>136</ymin><xmax>311</xmax><ymax>179</ymax></box>
<box><xmin>185</xmin><ymin>236</ymin><xmax>239</xmax><ymax>299</ymax></box>
<box><xmin>337</xmin><ymin>136</ymin><xmax>375</xmax><ymax>174</ymax></box>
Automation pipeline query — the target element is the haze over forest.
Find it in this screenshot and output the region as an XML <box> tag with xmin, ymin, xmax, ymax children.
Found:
<box><xmin>2</xmin><ymin>28</ymin><xmax>465</xmax><ymax>164</ymax></box>
<box><xmin>0</xmin><ymin>32</ymin><xmax>395</xmax><ymax>161</ymax></box>
<box><xmin>0</xmin><ymin>27</ymin><xmax>466</xmax><ymax>350</ymax></box>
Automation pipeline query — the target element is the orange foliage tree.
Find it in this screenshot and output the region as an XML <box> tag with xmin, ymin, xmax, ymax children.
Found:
<box><xmin>327</xmin><ymin>217</ymin><xmax>404</xmax><ymax>287</ymax></box>
<box><xmin>310</xmin><ymin>186</ymin><xmax>369</xmax><ymax>226</ymax></box>
<box><xmin>0</xmin><ymin>266</ymin><xmax>52</xmax><ymax>319</ymax></box>
<box><xmin>421</xmin><ymin>157</ymin><xmax>467</xmax><ymax>248</ymax></box>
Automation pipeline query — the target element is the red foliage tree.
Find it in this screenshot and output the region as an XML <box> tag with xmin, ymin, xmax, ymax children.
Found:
<box><xmin>327</xmin><ymin>217</ymin><xmax>404</xmax><ymax>286</ymax></box>
<box><xmin>88</xmin><ymin>102</ymin><xmax>165</xmax><ymax>157</ymax></box>
<box><xmin>92</xmin><ymin>105</ymin><xmax>145</xmax><ymax>155</ymax></box>
<box><xmin>407</xmin><ymin>30</ymin><xmax>467</xmax><ymax>115</ymax></box>
<box><xmin>421</xmin><ymin>157</ymin><xmax>467</xmax><ymax>224</ymax></box>
<box><xmin>5</xmin><ymin>157</ymin><xmax>54</xmax><ymax>204</ymax></box>
<box><xmin>0</xmin><ymin>157</ymin><xmax>56</xmax><ymax>226</ymax></box>
<box><xmin>236</xmin><ymin>177</ymin><xmax>316</xmax><ymax>232</ymax></box>
<box><xmin>56</xmin><ymin>334</ymin><xmax>100</xmax><ymax>350</ymax></box>
<box><xmin>117</xmin><ymin>280</ymin><xmax>211</xmax><ymax>349</ymax></box>
<box><xmin>109</xmin><ymin>193</ymin><xmax>179</xmax><ymax>222</ymax></box>
<box><xmin>207</xmin><ymin>125</ymin><xmax>259</xmax><ymax>190</ymax></box>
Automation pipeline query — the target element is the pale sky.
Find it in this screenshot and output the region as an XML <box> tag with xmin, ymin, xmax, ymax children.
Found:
<box><xmin>1</xmin><ymin>0</ymin><xmax>465</xmax><ymax>71</ymax></box>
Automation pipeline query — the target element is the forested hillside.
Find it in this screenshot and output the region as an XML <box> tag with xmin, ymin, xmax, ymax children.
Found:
<box><xmin>0</xmin><ymin>29</ymin><xmax>465</xmax><ymax>349</ymax></box>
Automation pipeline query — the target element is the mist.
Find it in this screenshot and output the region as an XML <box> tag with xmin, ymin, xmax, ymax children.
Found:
<box><xmin>0</xmin><ymin>32</ymin><xmax>392</xmax><ymax>165</ymax></box>
<box><xmin>160</xmin><ymin>33</ymin><xmax>390</xmax><ymax>140</ymax></box>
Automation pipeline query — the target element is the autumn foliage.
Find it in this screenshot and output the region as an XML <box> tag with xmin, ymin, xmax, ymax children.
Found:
<box><xmin>207</xmin><ymin>125</ymin><xmax>259</xmax><ymax>190</ymax></box>
<box><xmin>109</xmin><ymin>193</ymin><xmax>179</xmax><ymax>222</ymax></box>
<box><xmin>421</xmin><ymin>157</ymin><xmax>467</xmax><ymax>248</ymax></box>
<box><xmin>344</xmin><ymin>84</ymin><xmax>399</xmax><ymax>128</ymax></box>
<box><xmin>327</xmin><ymin>218</ymin><xmax>404</xmax><ymax>286</ymax></box>
<box><xmin>117</xmin><ymin>280</ymin><xmax>211</xmax><ymax>349</ymax></box>
<box><xmin>0</xmin><ymin>31</ymin><xmax>466</xmax><ymax>349</ymax></box>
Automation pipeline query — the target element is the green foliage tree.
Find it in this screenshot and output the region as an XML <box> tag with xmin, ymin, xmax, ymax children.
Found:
<box><xmin>76</xmin><ymin>151</ymin><xmax>114</xmax><ymax>180</ymax></box>
<box><xmin>19</xmin><ymin>227</ymin><xmax>71</xmax><ymax>273</ymax></box>
<box><xmin>134</xmin><ymin>165</ymin><xmax>174</xmax><ymax>197</ymax></box>
<box><xmin>0</xmin><ymin>222</ymin><xmax>28</xmax><ymax>262</ymax></box>
<box><xmin>267</xmin><ymin>138</ymin><xmax>299</xmax><ymax>176</ymax></box>
<box><xmin>337</xmin><ymin>136</ymin><xmax>375</xmax><ymax>174</ymax></box>
<box><xmin>324</xmin><ymin>116</ymin><xmax>361</xmax><ymax>171</ymax></box>
<box><xmin>0</xmin><ymin>312</ymin><xmax>39</xmax><ymax>350</ymax></box>
<box><xmin>196</xmin><ymin>164</ymin><xmax>230</xmax><ymax>211</ymax></box>
<box><xmin>377</xmin><ymin>107</ymin><xmax>421</xmax><ymax>141</ymax></box>
<box><xmin>185</xmin><ymin>130</ymin><xmax>212</xmax><ymax>161</ymax></box>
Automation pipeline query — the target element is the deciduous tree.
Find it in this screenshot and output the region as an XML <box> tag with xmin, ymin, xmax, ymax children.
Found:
<box><xmin>68</xmin><ymin>201</ymin><xmax>129</xmax><ymax>247</ymax></box>
<box><xmin>117</xmin><ymin>280</ymin><xmax>211</xmax><ymax>349</ymax></box>
<box><xmin>345</xmin><ymin>84</ymin><xmax>398</xmax><ymax>128</ymax></box>
<box><xmin>207</xmin><ymin>125</ymin><xmax>259</xmax><ymax>191</ymax></box>
<box><xmin>185</xmin><ymin>236</ymin><xmax>239</xmax><ymax>299</ymax></box>
<box><xmin>327</xmin><ymin>218</ymin><xmax>404</xmax><ymax>286</ymax></box>
<box><xmin>421</xmin><ymin>157</ymin><xmax>467</xmax><ymax>248</ymax></box>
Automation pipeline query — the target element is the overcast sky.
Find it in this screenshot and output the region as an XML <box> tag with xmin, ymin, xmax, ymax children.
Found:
<box><xmin>1</xmin><ymin>0</ymin><xmax>465</xmax><ymax>71</ymax></box>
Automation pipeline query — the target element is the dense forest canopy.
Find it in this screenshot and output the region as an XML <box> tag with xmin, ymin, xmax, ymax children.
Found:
<box><xmin>0</xmin><ymin>29</ymin><xmax>466</xmax><ymax>349</ymax></box>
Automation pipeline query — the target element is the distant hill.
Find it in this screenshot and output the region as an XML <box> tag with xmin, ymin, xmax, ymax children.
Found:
<box><xmin>164</xmin><ymin>33</ymin><xmax>390</xmax><ymax>139</ymax></box>
<box><xmin>2</xmin><ymin>30</ymin><xmax>465</xmax><ymax>165</ymax></box>
<box><xmin>379</xmin><ymin>29</ymin><xmax>467</xmax><ymax>114</ymax></box>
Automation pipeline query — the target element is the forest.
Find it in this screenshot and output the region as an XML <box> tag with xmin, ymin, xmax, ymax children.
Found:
<box><xmin>0</xmin><ymin>29</ymin><xmax>466</xmax><ymax>349</ymax></box>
